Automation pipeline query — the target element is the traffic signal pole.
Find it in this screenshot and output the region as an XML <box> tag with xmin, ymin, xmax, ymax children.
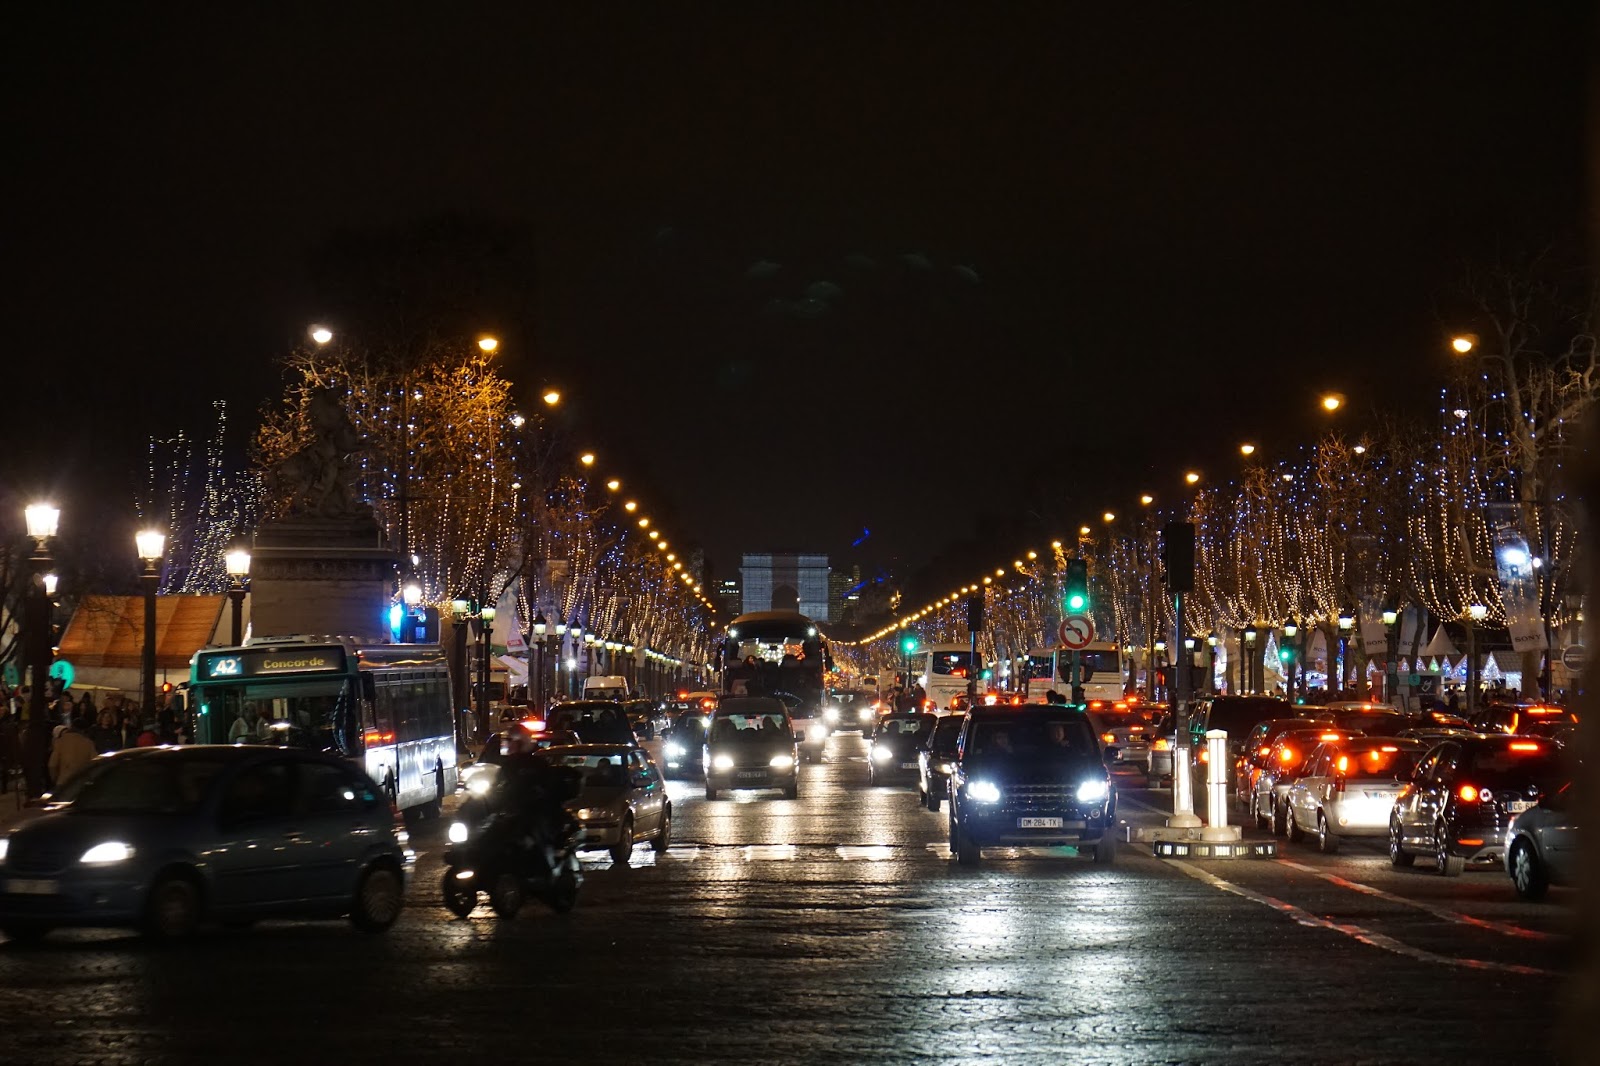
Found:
<box><xmin>1162</xmin><ymin>522</ymin><xmax>1201</xmax><ymax>829</ymax></box>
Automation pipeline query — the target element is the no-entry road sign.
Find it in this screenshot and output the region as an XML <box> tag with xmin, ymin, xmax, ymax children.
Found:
<box><xmin>1058</xmin><ymin>615</ymin><xmax>1094</xmax><ymax>650</ymax></box>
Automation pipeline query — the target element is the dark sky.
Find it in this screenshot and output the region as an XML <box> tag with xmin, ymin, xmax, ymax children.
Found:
<box><xmin>3</xmin><ymin>6</ymin><xmax>1592</xmax><ymax>583</ymax></box>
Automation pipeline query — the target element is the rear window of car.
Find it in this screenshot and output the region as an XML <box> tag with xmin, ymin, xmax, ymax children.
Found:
<box><xmin>1330</xmin><ymin>711</ymin><xmax>1406</xmax><ymax>736</ymax></box>
<box><xmin>1332</xmin><ymin>745</ymin><xmax>1418</xmax><ymax>778</ymax></box>
<box><xmin>1464</xmin><ymin>745</ymin><xmax>1567</xmax><ymax>786</ymax></box>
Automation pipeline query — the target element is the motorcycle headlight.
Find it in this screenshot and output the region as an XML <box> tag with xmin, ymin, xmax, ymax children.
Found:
<box><xmin>871</xmin><ymin>746</ymin><xmax>894</xmax><ymax>764</ymax></box>
<box><xmin>0</xmin><ymin>837</ymin><xmax>8</xmax><ymax>864</ymax></box>
<box><xmin>80</xmin><ymin>841</ymin><xmax>135</xmax><ymax>865</ymax></box>
<box><xmin>712</xmin><ymin>753</ymin><xmax>734</xmax><ymax>771</ymax></box>
<box><xmin>769</xmin><ymin>754</ymin><xmax>795</xmax><ymax>769</ymax></box>
<box><xmin>448</xmin><ymin>821</ymin><xmax>469</xmax><ymax>843</ymax></box>
<box><xmin>1076</xmin><ymin>779</ymin><xmax>1110</xmax><ymax>804</ymax></box>
<box><xmin>967</xmin><ymin>780</ymin><xmax>1001</xmax><ymax>803</ymax></box>
<box><xmin>824</xmin><ymin>707</ymin><xmax>840</xmax><ymax>722</ymax></box>
<box><xmin>466</xmin><ymin>774</ymin><xmax>492</xmax><ymax>796</ymax></box>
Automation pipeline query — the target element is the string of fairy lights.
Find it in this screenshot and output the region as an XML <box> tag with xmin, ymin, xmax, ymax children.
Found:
<box><xmin>843</xmin><ymin>339</ymin><xmax>1588</xmax><ymax>672</ymax></box>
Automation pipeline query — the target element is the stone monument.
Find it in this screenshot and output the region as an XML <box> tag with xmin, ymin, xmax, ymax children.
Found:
<box><xmin>249</xmin><ymin>387</ymin><xmax>398</xmax><ymax>644</ymax></box>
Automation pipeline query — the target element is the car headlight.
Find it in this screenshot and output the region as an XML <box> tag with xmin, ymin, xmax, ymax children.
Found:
<box><xmin>466</xmin><ymin>774</ymin><xmax>492</xmax><ymax>796</ymax></box>
<box><xmin>448</xmin><ymin>821</ymin><xmax>469</xmax><ymax>843</ymax></box>
<box><xmin>769</xmin><ymin>754</ymin><xmax>795</xmax><ymax>769</ymax></box>
<box><xmin>807</xmin><ymin>724</ymin><xmax>828</xmax><ymax>742</ymax></box>
<box><xmin>1076</xmin><ymin>780</ymin><xmax>1110</xmax><ymax>804</ymax></box>
<box><xmin>712</xmin><ymin>753</ymin><xmax>734</xmax><ymax>771</ymax></box>
<box><xmin>871</xmin><ymin>746</ymin><xmax>894</xmax><ymax>764</ymax></box>
<box><xmin>858</xmin><ymin>708</ymin><xmax>873</xmax><ymax>721</ymax></box>
<box><xmin>575</xmin><ymin>807</ymin><xmax>602</xmax><ymax>821</ymax></box>
<box><xmin>936</xmin><ymin>761</ymin><xmax>954</xmax><ymax>774</ymax></box>
<box><xmin>666</xmin><ymin>743</ymin><xmax>685</xmax><ymax>757</ymax></box>
<box><xmin>0</xmin><ymin>837</ymin><xmax>8</xmax><ymax>863</ymax></box>
<box><xmin>80</xmin><ymin>841</ymin><xmax>135</xmax><ymax>865</ymax></box>
<box><xmin>824</xmin><ymin>707</ymin><xmax>840</xmax><ymax>722</ymax></box>
<box><xmin>967</xmin><ymin>780</ymin><xmax>1001</xmax><ymax>803</ymax></box>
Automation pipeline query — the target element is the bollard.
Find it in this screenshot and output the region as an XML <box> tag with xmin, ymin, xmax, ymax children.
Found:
<box><xmin>1200</xmin><ymin>729</ymin><xmax>1235</xmax><ymax>841</ymax></box>
<box><xmin>1168</xmin><ymin>737</ymin><xmax>1201</xmax><ymax>829</ymax></box>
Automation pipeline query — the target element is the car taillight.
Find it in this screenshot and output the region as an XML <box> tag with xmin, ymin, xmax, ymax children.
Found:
<box><xmin>1101</xmin><ymin>732</ymin><xmax>1116</xmax><ymax>744</ymax></box>
<box><xmin>1257</xmin><ymin>745</ymin><xmax>1271</xmax><ymax>758</ymax></box>
<box><xmin>1458</xmin><ymin>784</ymin><xmax>1479</xmax><ymax>802</ymax></box>
<box><xmin>1508</xmin><ymin>741</ymin><xmax>1541</xmax><ymax>752</ymax></box>
<box><xmin>1198</xmin><ymin>748</ymin><xmax>1209</xmax><ymax>763</ymax></box>
<box><xmin>1152</xmin><ymin>738</ymin><xmax>1170</xmax><ymax>751</ymax></box>
<box><xmin>1278</xmin><ymin>746</ymin><xmax>1296</xmax><ymax>764</ymax></box>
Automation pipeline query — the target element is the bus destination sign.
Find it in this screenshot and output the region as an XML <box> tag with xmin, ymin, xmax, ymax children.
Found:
<box><xmin>202</xmin><ymin>648</ymin><xmax>345</xmax><ymax>680</ymax></box>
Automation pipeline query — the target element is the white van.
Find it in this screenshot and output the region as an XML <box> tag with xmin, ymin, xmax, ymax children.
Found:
<box><xmin>582</xmin><ymin>675</ymin><xmax>630</xmax><ymax>701</ymax></box>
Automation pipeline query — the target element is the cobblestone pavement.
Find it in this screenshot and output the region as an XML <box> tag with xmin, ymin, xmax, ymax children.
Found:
<box><xmin>0</xmin><ymin>734</ymin><xmax>1577</xmax><ymax>1065</ymax></box>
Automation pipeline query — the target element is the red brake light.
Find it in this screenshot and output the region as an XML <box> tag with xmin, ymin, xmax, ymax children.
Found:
<box><xmin>1336</xmin><ymin>755</ymin><xmax>1349</xmax><ymax>774</ymax></box>
<box><xmin>1380</xmin><ymin>745</ymin><xmax>1398</xmax><ymax>752</ymax></box>
<box><xmin>1101</xmin><ymin>732</ymin><xmax>1116</xmax><ymax>745</ymax></box>
<box><xmin>1278</xmin><ymin>747</ymin><xmax>1296</xmax><ymax>764</ymax></box>
<box><xmin>520</xmin><ymin>719</ymin><xmax>545</xmax><ymax>732</ymax></box>
<box><xmin>1458</xmin><ymin>784</ymin><xmax>1479</xmax><ymax>802</ymax></box>
<box><xmin>1508</xmin><ymin>741</ymin><xmax>1541</xmax><ymax>752</ymax></box>
<box><xmin>1089</xmin><ymin>701</ymin><xmax>1105</xmax><ymax>709</ymax></box>
<box><xmin>1318</xmin><ymin>732</ymin><xmax>1342</xmax><ymax>741</ymax></box>
<box><xmin>1257</xmin><ymin>745</ymin><xmax>1272</xmax><ymax>757</ymax></box>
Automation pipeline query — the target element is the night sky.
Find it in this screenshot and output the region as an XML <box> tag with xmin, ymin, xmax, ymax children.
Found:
<box><xmin>3</xmin><ymin>7</ymin><xmax>1592</xmax><ymax>585</ymax></box>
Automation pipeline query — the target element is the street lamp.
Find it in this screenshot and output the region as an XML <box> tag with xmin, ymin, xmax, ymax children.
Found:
<box><xmin>1321</xmin><ymin>393</ymin><xmax>1345</xmax><ymax>413</ymax></box>
<box><xmin>225</xmin><ymin>548</ymin><xmax>251</xmax><ymax>645</ymax></box>
<box><xmin>1243</xmin><ymin>626</ymin><xmax>1258</xmax><ymax>694</ymax></box>
<box><xmin>553</xmin><ymin>620</ymin><xmax>568</xmax><ymax>699</ymax></box>
<box><xmin>1466</xmin><ymin>604</ymin><xmax>1488</xmax><ymax>715</ymax></box>
<box><xmin>1337</xmin><ymin>613</ymin><xmax>1355</xmax><ymax>694</ymax></box>
<box><xmin>1282</xmin><ymin>622</ymin><xmax>1299</xmax><ymax>704</ymax></box>
<box><xmin>531</xmin><ymin>612</ymin><xmax>548</xmax><ymax>712</ymax></box>
<box><xmin>22</xmin><ymin>502</ymin><xmax>59</xmax><ymax>796</ymax></box>
<box><xmin>1381</xmin><ymin>609</ymin><xmax>1400</xmax><ymax>705</ymax></box>
<box><xmin>136</xmin><ymin>529</ymin><xmax>167</xmax><ymax>720</ymax></box>
<box><xmin>450</xmin><ymin>597</ymin><xmax>473</xmax><ymax>744</ymax></box>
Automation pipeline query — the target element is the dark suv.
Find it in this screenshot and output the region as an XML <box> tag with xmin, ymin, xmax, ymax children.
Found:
<box><xmin>1390</xmin><ymin>734</ymin><xmax>1569</xmax><ymax>876</ymax></box>
<box><xmin>947</xmin><ymin>706</ymin><xmax>1116</xmax><ymax>866</ymax></box>
<box><xmin>1187</xmin><ymin>696</ymin><xmax>1291</xmax><ymax>805</ymax></box>
<box><xmin>703</xmin><ymin>697</ymin><xmax>799</xmax><ymax>800</ymax></box>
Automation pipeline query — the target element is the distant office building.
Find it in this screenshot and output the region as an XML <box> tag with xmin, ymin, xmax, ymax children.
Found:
<box><xmin>716</xmin><ymin>578</ymin><xmax>742</xmax><ymax>617</ymax></box>
<box><xmin>740</xmin><ymin>553</ymin><xmax>831</xmax><ymax>622</ymax></box>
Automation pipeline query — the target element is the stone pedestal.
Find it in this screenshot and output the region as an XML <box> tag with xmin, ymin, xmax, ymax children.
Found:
<box><xmin>249</xmin><ymin>513</ymin><xmax>398</xmax><ymax>644</ymax></box>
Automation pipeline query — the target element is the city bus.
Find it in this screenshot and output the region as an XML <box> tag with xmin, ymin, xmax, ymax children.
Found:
<box><xmin>717</xmin><ymin>611</ymin><xmax>831</xmax><ymax>714</ymax></box>
<box><xmin>189</xmin><ymin>635</ymin><xmax>457</xmax><ymax>816</ymax></box>
<box><xmin>1022</xmin><ymin>642</ymin><xmax>1127</xmax><ymax>705</ymax></box>
<box><xmin>917</xmin><ymin>643</ymin><xmax>979</xmax><ymax>710</ymax></box>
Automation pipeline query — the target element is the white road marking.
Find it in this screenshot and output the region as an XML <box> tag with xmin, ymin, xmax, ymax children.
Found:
<box><xmin>1164</xmin><ymin>858</ymin><xmax>1555</xmax><ymax>977</ymax></box>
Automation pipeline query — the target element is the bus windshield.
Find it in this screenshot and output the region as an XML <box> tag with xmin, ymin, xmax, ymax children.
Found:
<box><xmin>204</xmin><ymin>679</ymin><xmax>356</xmax><ymax>754</ymax></box>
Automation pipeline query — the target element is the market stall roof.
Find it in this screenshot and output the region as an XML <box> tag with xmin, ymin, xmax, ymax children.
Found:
<box><xmin>57</xmin><ymin>595</ymin><xmax>225</xmax><ymax>671</ymax></box>
<box><xmin>1418</xmin><ymin>625</ymin><xmax>1461</xmax><ymax>661</ymax></box>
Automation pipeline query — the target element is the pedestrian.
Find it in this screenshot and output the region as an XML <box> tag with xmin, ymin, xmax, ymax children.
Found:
<box><xmin>1446</xmin><ymin>689</ymin><xmax>1461</xmax><ymax>714</ymax></box>
<box><xmin>0</xmin><ymin>701</ymin><xmax>18</xmax><ymax>794</ymax></box>
<box><xmin>136</xmin><ymin>719</ymin><xmax>160</xmax><ymax>747</ymax></box>
<box><xmin>48</xmin><ymin>716</ymin><xmax>97</xmax><ymax>788</ymax></box>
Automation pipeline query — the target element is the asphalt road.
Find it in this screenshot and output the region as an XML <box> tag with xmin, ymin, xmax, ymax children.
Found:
<box><xmin>0</xmin><ymin>733</ymin><xmax>1578</xmax><ymax>1065</ymax></box>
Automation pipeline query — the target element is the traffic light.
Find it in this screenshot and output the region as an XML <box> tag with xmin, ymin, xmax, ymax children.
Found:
<box><xmin>901</xmin><ymin>633</ymin><xmax>918</xmax><ymax>657</ymax></box>
<box><xmin>1278</xmin><ymin>646</ymin><xmax>1294</xmax><ymax>665</ymax></box>
<box><xmin>1064</xmin><ymin>559</ymin><xmax>1089</xmax><ymax>613</ymax></box>
<box><xmin>1162</xmin><ymin>522</ymin><xmax>1195</xmax><ymax>592</ymax></box>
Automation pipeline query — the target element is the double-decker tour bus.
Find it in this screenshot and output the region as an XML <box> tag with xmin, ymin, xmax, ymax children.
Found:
<box><xmin>189</xmin><ymin>635</ymin><xmax>456</xmax><ymax>816</ymax></box>
<box><xmin>717</xmin><ymin>611</ymin><xmax>832</xmax><ymax>715</ymax></box>
<box><xmin>1022</xmin><ymin>642</ymin><xmax>1127</xmax><ymax>705</ymax></box>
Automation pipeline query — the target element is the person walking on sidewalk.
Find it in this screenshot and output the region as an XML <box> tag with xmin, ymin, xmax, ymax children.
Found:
<box><xmin>0</xmin><ymin>702</ymin><xmax>18</xmax><ymax>794</ymax></box>
<box><xmin>48</xmin><ymin>717</ymin><xmax>96</xmax><ymax>789</ymax></box>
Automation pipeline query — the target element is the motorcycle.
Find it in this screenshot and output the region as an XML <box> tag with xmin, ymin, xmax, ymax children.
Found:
<box><xmin>441</xmin><ymin>754</ymin><xmax>585</xmax><ymax>918</ymax></box>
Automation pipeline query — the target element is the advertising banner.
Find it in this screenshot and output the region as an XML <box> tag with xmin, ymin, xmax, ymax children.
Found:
<box><xmin>1487</xmin><ymin>503</ymin><xmax>1547</xmax><ymax>652</ymax></box>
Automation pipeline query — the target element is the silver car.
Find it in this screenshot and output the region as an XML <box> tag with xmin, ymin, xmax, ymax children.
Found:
<box><xmin>0</xmin><ymin>746</ymin><xmax>407</xmax><ymax>943</ymax></box>
<box><xmin>1505</xmin><ymin>784</ymin><xmax>1578</xmax><ymax>900</ymax></box>
<box><xmin>550</xmin><ymin>745</ymin><xmax>671</xmax><ymax>864</ymax></box>
<box><xmin>1285</xmin><ymin>737</ymin><xmax>1425</xmax><ymax>853</ymax></box>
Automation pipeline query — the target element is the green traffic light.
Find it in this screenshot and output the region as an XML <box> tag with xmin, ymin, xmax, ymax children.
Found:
<box><xmin>1279</xmin><ymin>648</ymin><xmax>1293</xmax><ymax>663</ymax></box>
<box><xmin>1066</xmin><ymin>593</ymin><xmax>1086</xmax><ymax>611</ymax></box>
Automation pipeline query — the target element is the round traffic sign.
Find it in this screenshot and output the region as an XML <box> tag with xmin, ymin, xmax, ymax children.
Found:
<box><xmin>1058</xmin><ymin>615</ymin><xmax>1094</xmax><ymax>650</ymax></box>
<box><xmin>1561</xmin><ymin>644</ymin><xmax>1587</xmax><ymax>672</ymax></box>
<box><xmin>49</xmin><ymin>659</ymin><xmax>75</xmax><ymax>690</ymax></box>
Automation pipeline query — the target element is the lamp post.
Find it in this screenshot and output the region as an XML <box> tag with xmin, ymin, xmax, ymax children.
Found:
<box><xmin>552</xmin><ymin>621</ymin><xmax>568</xmax><ymax>700</ymax></box>
<box><xmin>585</xmin><ymin>631</ymin><xmax>597</xmax><ymax>681</ymax></box>
<box><xmin>531</xmin><ymin>612</ymin><xmax>548</xmax><ymax>712</ymax></box>
<box><xmin>623</xmin><ymin>643</ymin><xmax>635</xmax><ymax>692</ymax></box>
<box><xmin>1153</xmin><ymin>641</ymin><xmax>1167</xmax><ymax>701</ymax></box>
<box><xmin>136</xmin><ymin>529</ymin><xmax>167</xmax><ymax>720</ymax></box>
<box><xmin>450</xmin><ymin>597</ymin><xmax>472</xmax><ymax>745</ymax></box>
<box><xmin>1206</xmin><ymin>633</ymin><xmax>1219</xmax><ymax>695</ymax></box>
<box><xmin>1337</xmin><ymin>613</ymin><xmax>1355</xmax><ymax>695</ymax></box>
<box><xmin>477</xmin><ymin>604</ymin><xmax>496</xmax><ymax>731</ymax></box>
<box><xmin>1243</xmin><ymin>627</ymin><xmax>1258</xmax><ymax>695</ymax></box>
<box><xmin>225</xmin><ymin>549</ymin><xmax>251</xmax><ymax>645</ymax></box>
<box><xmin>22</xmin><ymin>503</ymin><xmax>59</xmax><ymax>796</ymax></box>
<box><xmin>1283</xmin><ymin>623</ymin><xmax>1299</xmax><ymax>704</ymax></box>
<box><xmin>1467</xmin><ymin>604</ymin><xmax>1487</xmax><ymax>715</ymax></box>
<box><xmin>1382</xmin><ymin>609</ymin><xmax>1400</xmax><ymax>706</ymax></box>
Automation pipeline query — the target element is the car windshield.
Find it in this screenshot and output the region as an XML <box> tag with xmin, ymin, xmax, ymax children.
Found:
<box><xmin>875</xmin><ymin>715</ymin><xmax>935</xmax><ymax>742</ymax></box>
<box><xmin>931</xmin><ymin>716</ymin><xmax>965</xmax><ymax>753</ymax></box>
<box><xmin>1464</xmin><ymin>746</ymin><xmax>1567</xmax><ymax>787</ymax></box>
<box><xmin>53</xmin><ymin>755</ymin><xmax>229</xmax><ymax>814</ymax></box>
<box><xmin>968</xmin><ymin>715</ymin><xmax>1097</xmax><ymax>759</ymax></box>
<box><xmin>709</xmin><ymin>714</ymin><xmax>790</xmax><ymax>743</ymax></box>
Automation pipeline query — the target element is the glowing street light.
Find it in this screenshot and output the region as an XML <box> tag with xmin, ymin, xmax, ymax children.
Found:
<box><xmin>309</xmin><ymin>325</ymin><xmax>333</xmax><ymax>345</ymax></box>
<box><xmin>477</xmin><ymin>336</ymin><xmax>499</xmax><ymax>353</ymax></box>
<box><xmin>606</xmin><ymin>479</ymin><xmax>621</xmax><ymax>491</ymax></box>
<box><xmin>1184</xmin><ymin>471</ymin><xmax>1200</xmax><ymax>485</ymax></box>
<box><xmin>1451</xmin><ymin>335</ymin><xmax>1476</xmax><ymax>355</ymax></box>
<box><xmin>1140</xmin><ymin>494</ymin><xmax>1154</xmax><ymax>506</ymax></box>
<box><xmin>624</xmin><ymin>500</ymin><xmax>637</xmax><ymax>512</ymax></box>
<box><xmin>543</xmin><ymin>390</ymin><xmax>561</xmax><ymax>406</ymax></box>
<box><xmin>579</xmin><ymin>453</ymin><xmax>596</xmax><ymax>466</ymax></box>
<box><xmin>1321</xmin><ymin>393</ymin><xmax>1344</xmax><ymax>413</ymax></box>
<box><xmin>1239</xmin><ymin>443</ymin><xmax>1256</xmax><ymax>456</ymax></box>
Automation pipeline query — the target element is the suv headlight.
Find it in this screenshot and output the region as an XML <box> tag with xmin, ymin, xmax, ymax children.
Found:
<box><xmin>807</xmin><ymin>724</ymin><xmax>828</xmax><ymax>742</ymax></box>
<box><xmin>665</xmin><ymin>742</ymin><xmax>685</xmax><ymax>757</ymax></box>
<box><xmin>80</xmin><ymin>841</ymin><xmax>135</xmax><ymax>865</ymax></box>
<box><xmin>769</xmin><ymin>754</ymin><xmax>795</xmax><ymax>769</ymax></box>
<box><xmin>823</xmin><ymin>707</ymin><xmax>840</xmax><ymax>723</ymax></box>
<box><xmin>871</xmin><ymin>746</ymin><xmax>894</xmax><ymax>764</ymax></box>
<box><xmin>1076</xmin><ymin>780</ymin><xmax>1110</xmax><ymax>803</ymax></box>
<box><xmin>967</xmin><ymin>780</ymin><xmax>1001</xmax><ymax>803</ymax></box>
<box><xmin>712</xmin><ymin>753</ymin><xmax>734</xmax><ymax>771</ymax></box>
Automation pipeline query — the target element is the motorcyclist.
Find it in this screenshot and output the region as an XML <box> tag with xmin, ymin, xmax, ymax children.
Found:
<box><xmin>475</xmin><ymin>753</ymin><xmax>583</xmax><ymax>877</ymax></box>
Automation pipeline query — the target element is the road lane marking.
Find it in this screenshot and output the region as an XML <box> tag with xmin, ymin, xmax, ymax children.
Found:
<box><xmin>1271</xmin><ymin>859</ymin><xmax>1560</xmax><ymax>941</ymax></box>
<box><xmin>1164</xmin><ymin>858</ymin><xmax>1555</xmax><ymax>977</ymax></box>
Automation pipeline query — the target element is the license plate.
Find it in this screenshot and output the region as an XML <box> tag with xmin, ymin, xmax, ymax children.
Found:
<box><xmin>4</xmin><ymin>879</ymin><xmax>58</xmax><ymax>895</ymax></box>
<box><xmin>736</xmin><ymin>771</ymin><xmax>766</xmax><ymax>780</ymax></box>
<box><xmin>1018</xmin><ymin>817</ymin><xmax>1063</xmax><ymax>829</ymax></box>
<box><xmin>1506</xmin><ymin>800</ymin><xmax>1533</xmax><ymax>814</ymax></box>
<box><xmin>900</xmin><ymin>762</ymin><xmax>918</xmax><ymax>770</ymax></box>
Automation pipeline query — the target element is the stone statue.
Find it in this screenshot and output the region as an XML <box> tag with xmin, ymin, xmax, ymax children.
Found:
<box><xmin>266</xmin><ymin>387</ymin><xmax>366</xmax><ymax>518</ymax></box>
